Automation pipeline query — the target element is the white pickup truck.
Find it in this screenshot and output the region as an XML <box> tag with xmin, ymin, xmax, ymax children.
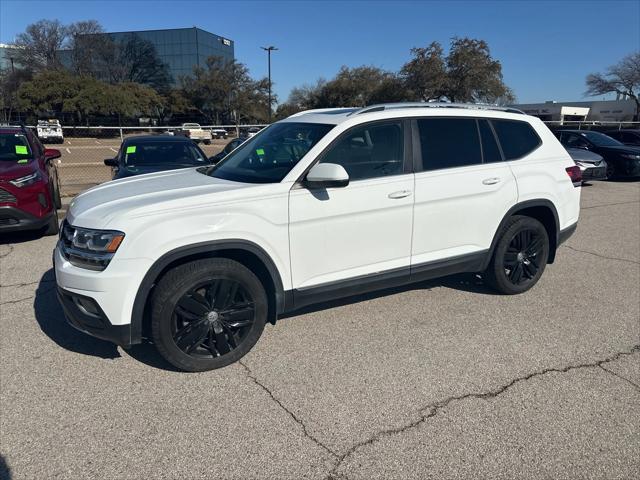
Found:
<box><xmin>179</xmin><ymin>123</ymin><xmax>212</xmax><ymax>144</ymax></box>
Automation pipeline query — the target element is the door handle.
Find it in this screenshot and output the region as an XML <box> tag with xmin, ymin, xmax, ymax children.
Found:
<box><xmin>482</xmin><ymin>177</ymin><xmax>501</xmax><ymax>185</ymax></box>
<box><xmin>388</xmin><ymin>190</ymin><xmax>412</xmax><ymax>199</ymax></box>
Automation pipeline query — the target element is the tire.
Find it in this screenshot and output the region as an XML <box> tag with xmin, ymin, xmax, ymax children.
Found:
<box><xmin>52</xmin><ymin>174</ymin><xmax>62</xmax><ymax>209</ymax></box>
<box><xmin>606</xmin><ymin>162</ymin><xmax>616</xmax><ymax>180</ymax></box>
<box><xmin>44</xmin><ymin>205</ymin><xmax>59</xmax><ymax>236</ymax></box>
<box><xmin>204</xmin><ymin>139</ymin><xmax>211</xmax><ymax>145</ymax></box>
<box><xmin>484</xmin><ymin>215</ymin><xmax>549</xmax><ymax>295</ymax></box>
<box><xmin>151</xmin><ymin>258</ymin><xmax>268</xmax><ymax>372</ymax></box>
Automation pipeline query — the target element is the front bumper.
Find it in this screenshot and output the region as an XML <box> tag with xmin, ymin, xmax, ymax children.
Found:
<box><xmin>57</xmin><ymin>286</ymin><xmax>132</xmax><ymax>346</ymax></box>
<box><xmin>53</xmin><ymin>243</ymin><xmax>154</xmax><ymax>346</ymax></box>
<box><xmin>0</xmin><ymin>205</ymin><xmax>53</xmax><ymax>233</ymax></box>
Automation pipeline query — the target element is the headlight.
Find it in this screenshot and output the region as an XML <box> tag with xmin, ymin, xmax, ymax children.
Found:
<box><xmin>59</xmin><ymin>221</ymin><xmax>125</xmax><ymax>271</ymax></box>
<box><xmin>621</xmin><ymin>154</ymin><xmax>640</xmax><ymax>161</ymax></box>
<box><xmin>9</xmin><ymin>171</ymin><xmax>41</xmax><ymax>187</ymax></box>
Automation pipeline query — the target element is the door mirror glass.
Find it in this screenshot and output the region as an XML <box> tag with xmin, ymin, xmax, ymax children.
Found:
<box><xmin>304</xmin><ymin>163</ymin><xmax>349</xmax><ymax>188</ymax></box>
<box><xmin>104</xmin><ymin>158</ymin><xmax>118</xmax><ymax>167</ymax></box>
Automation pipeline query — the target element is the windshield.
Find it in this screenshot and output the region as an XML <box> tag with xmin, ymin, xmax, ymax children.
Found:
<box><xmin>580</xmin><ymin>131</ymin><xmax>623</xmax><ymax>147</ymax></box>
<box><xmin>0</xmin><ymin>133</ymin><xmax>32</xmax><ymax>162</ymax></box>
<box><xmin>207</xmin><ymin>122</ymin><xmax>334</xmax><ymax>183</ymax></box>
<box><xmin>123</xmin><ymin>141</ymin><xmax>208</xmax><ymax>167</ymax></box>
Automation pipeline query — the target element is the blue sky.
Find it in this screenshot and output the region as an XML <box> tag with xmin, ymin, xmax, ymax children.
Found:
<box><xmin>1</xmin><ymin>0</ymin><xmax>638</xmax><ymax>104</ymax></box>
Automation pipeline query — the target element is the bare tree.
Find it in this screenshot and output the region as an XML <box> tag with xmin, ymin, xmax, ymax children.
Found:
<box><xmin>14</xmin><ymin>19</ymin><xmax>68</xmax><ymax>71</ymax></box>
<box><xmin>67</xmin><ymin>20</ymin><xmax>108</xmax><ymax>77</ymax></box>
<box><xmin>586</xmin><ymin>51</ymin><xmax>640</xmax><ymax>120</ymax></box>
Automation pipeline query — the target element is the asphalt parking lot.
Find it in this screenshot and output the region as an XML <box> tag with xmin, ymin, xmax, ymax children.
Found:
<box><xmin>0</xmin><ymin>180</ymin><xmax>639</xmax><ymax>480</ymax></box>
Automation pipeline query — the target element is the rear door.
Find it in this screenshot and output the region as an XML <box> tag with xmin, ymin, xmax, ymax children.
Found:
<box><xmin>411</xmin><ymin>117</ymin><xmax>518</xmax><ymax>266</ymax></box>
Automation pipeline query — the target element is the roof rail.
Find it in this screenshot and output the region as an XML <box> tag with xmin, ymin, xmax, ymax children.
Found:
<box><xmin>0</xmin><ymin>122</ymin><xmax>29</xmax><ymax>132</ymax></box>
<box><xmin>350</xmin><ymin>102</ymin><xmax>525</xmax><ymax>116</ymax></box>
<box><xmin>287</xmin><ymin>107</ymin><xmax>359</xmax><ymax>118</ymax></box>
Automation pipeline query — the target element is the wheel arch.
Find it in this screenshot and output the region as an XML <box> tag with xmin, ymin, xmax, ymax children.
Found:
<box><xmin>130</xmin><ymin>240</ymin><xmax>286</xmax><ymax>344</ymax></box>
<box><xmin>483</xmin><ymin>199</ymin><xmax>560</xmax><ymax>270</ymax></box>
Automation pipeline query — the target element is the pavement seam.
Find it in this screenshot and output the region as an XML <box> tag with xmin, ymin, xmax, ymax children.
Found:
<box><xmin>581</xmin><ymin>200</ymin><xmax>640</xmax><ymax>210</ymax></box>
<box><xmin>326</xmin><ymin>345</ymin><xmax>640</xmax><ymax>479</ymax></box>
<box><xmin>238</xmin><ymin>360</ymin><xmax>340</xmax><ymax>458</ymax></box>
<box><xmin>0</xmin><ymin>279</ymin><xmax>55</xmax><ymax>288</ymax></box>
<box><xmin>598</xmin><ymin>364</ymin><xmax>640</xmax><ymax>391</ymax></box>
<box><xmin>561</xmin><ymin>245</ymin><xmax>640</xmax><ymax>265</ymax></box>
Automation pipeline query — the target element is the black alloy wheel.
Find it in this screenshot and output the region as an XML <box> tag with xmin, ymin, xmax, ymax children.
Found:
<box><xmin>151</xmin><ymin>258</ymin><xmax>268</xmax><ymax>371</ymax></box>
<box><xmin>484</xmin><ymin>215</ymin><xmax>549</xmax><ymax>295</ymax></box>
<box><xmin>172</xmin><ymin>279</ymin><xmax>255</xmax><ymax>358</ymax></box>
<box><xmin>503</xmin><ymin>228</ymin><xmax>544</xmax><ymax>286</ymax></box>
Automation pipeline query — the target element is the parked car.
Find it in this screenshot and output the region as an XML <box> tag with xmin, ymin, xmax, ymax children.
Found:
<box><xmin>211</xmin><ymin>128</ymin><xmax>228</xmax><ymax>139</ymax></box>
<box><xmin>0</xmin><ymin>124</ymin><xmax>61</xmax><ymax>235</ymax></box>
<box><xmin>176</xmin><ymin>123</ymin><xmax>212</xmax><ymax>144</ymax></box>
<box><xmin>104</xmin><ymin>135</ymin><xmax>211</xmax><ymax>180</ymax></box>
<box><xmin>209</xmin><ymin>136</ymin><xmax>248</xmax><ymax>163</ymax></box>
<box><xmin>604</xmin><ymin>129</ymin><xmax>640</xmax><ymax>147</ymax></box>
<box><xmin>554</xmin><ymin>130</ymin><xmax>640</xmax><ymax>179</ymax></box>
<box><xmin>566</xmin><ymin>148</ymin><xmax>607</xmax><ymax>182</ymax></box>
<box><xmin>55</xmin><ymin>103</ymin><xmax>581</xmax><ymax>371</ymax></box>
<box><xmin>36</xmin><ymin>119</ymin><xmax>64</xmax><ymax>144</ymax></box>
<box><xmin>247</xmin><ymin>126</ymin><xmax>261</xmax><ymax>138</ymax></box>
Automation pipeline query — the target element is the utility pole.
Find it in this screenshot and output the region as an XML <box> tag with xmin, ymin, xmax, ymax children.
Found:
<box><xmin>261</xmin><ymin>46</ymin><xmax>278</xmax><ymax>123</ymax></box>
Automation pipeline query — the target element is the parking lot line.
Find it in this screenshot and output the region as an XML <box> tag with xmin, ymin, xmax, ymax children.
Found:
<box><xmin>66</xmin><ymin>148</ymin><xmax>71</xmax><ymax>154</ymax></box>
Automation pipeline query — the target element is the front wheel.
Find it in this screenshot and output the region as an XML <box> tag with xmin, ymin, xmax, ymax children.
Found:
<box><xmin>151</xmin><ymin>258</ymin><xmax>268</xmax><ymax>372</ymax></box>
<box><xmin>484</xmin><ymin>215</ymin><xmax>549</xmax><ymax>295</ymax></box>
<box><xmin>606</xmin><ymin>162</ymin><xmax>616</xmax><ymax>180</ymax></box>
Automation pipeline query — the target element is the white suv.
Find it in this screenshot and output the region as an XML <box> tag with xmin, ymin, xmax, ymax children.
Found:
<box><xmin>54</xmin><ymin>103</ymin><xmax>581</xmax><ymax>371</ymax></box>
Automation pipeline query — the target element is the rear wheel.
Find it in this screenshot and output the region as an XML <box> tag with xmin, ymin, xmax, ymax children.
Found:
<box><xmin>484</xmin><ymin>215</ymin><xmax>549</xmax><ymax>295</ymax></box>
<box><xmin>151</xmin><ymin>258</ymin><xmax>267</xmax><ymax>372</ymax></box>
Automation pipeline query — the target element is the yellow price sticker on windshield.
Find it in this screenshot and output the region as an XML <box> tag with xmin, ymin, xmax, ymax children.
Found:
<box><xmin>15</xmin><ymin>145</ymin><xmax>28</xmax><ymax>155</ymax></box>
<box><xmin>126</xmin><ymin>146</ymin><xmax>136</xmax><ymax>154</ymax></box>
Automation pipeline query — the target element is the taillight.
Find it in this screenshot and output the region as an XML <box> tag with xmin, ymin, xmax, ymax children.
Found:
<box><xmin>565</xmin><ymin>165</ymin><xmax>582</xmax><ymax>187</ymax></box>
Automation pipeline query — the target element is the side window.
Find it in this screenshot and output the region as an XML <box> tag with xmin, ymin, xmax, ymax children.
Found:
<box><xmin>564</xmin><ymin>133</ymin><xmax>588</xmax><ymax>148</ymax></box>
<box><xmin>491</xmin><ymin>119</ymin><xmax>541</xmax><ymax>160</ymax></box>
<box><xmin>417</xmin><ymin>118</ymin><xmax>482</xmax><ymax>171</ymax></box>
<box><xmin>478</xmin><ymin>119</ymin><xmax>502</xmax><ymax>163</ymax></box>
<box><xmin>321</xmin><ymin>121</ymin><xmax>404</xmax><ymax>181</ymax></box>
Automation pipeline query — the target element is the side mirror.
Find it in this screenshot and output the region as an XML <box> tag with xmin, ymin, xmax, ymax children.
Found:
<box><xmin>304</xmin><ymin>163</ymin><xmax>349</xmax><ymax>189</ymax></box>
<box><xmin>44</xmin><ymin>148</ymin><xmax>61</xmax><ymax>161</ymax></box>
<box><xmin>104</xmin><ymin>158</ymin><xmax>118</xmax><ymax>167</ymax></box>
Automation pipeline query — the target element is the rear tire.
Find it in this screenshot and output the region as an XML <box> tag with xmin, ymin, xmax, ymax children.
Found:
<box><xmin>151</xmin><ymin>258</ymin><xmax>267</xmax><ymax>372</ymax></box>
<box><xmin>484</xmin><ymin>215</ymin><xmax>549</xmax><ymax>295</ymax></box>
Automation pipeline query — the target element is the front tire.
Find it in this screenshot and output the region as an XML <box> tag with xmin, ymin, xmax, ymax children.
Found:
<box><xmin>484</xmin><ymin>215</ymin><xmax>549</xmax><ymax>295</ymax></box>
<box><xmin>151</xmin><ymin>258</ymin><xmax>268</xmax><ymax>372</ymax></box>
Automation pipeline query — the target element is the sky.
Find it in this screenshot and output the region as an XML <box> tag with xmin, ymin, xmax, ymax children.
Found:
<box><xmin>1</xmin><ymin>0</ymin><xmax>639</xmax><ymax>104</ymax></box>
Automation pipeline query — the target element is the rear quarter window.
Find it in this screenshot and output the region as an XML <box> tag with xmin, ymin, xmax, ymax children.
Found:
<box><xmin>491</xmin><ymin>119</ymin><xmax>541</xmax><ymax>160</ymax></box>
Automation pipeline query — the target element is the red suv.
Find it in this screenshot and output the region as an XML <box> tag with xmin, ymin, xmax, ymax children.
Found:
<box><xmin>0</xmin><ymin>125</ymin><xmax>62</xmax><ymax>236</ymax></box>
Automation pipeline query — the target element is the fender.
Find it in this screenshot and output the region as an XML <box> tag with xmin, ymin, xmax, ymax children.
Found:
<box><xmin>482</xmin><ymin>199</ymin><xmax>560</xmax><ymax>270</ymax></box>
<box><xmin>130</xmin><ymin>239</ymin><xmax>286</xmax><ymax>344</ymax></box>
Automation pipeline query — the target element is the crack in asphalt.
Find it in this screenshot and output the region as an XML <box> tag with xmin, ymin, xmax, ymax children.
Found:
<box><xmin>0</xmin><ymin>279</ymin><xmax>54</xmax><ymax>288</ymax></box>
<box><xmin>0</xmin><ymin>285</ymin><xmax>56</xmax><ymax>306</ymax></box>
<box><xmin>326</xmin><ymin>345</ymin><xmax>640</xmax><ymax>479</ymax></box>
<box><xmin>0</xmin><ymin>245</ymin><xmax>14</xmax><ymax>259</ymax></box>
<box><xmin>581</xmin><ymin>200</ymin><xmax>640</xmax><ymax>210</ymax></box>
<box><xmin>239</xmin><ymin>360</ymin><xmax>339</xmax><ymax>458</ymax></box>
<box><xmin>561</xmin><ymin>244</ymin><xmax>640</xmax><ymax>265</ymax></box>
<box><xmin>599</xmin><ymin>364</ymin><xmax>640</xmax><ymax>391</ymax></box>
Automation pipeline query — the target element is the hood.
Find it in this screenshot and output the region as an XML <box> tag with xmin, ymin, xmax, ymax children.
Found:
<box><xmin>67</xmin><ymin>167</ymin><xmax>254</xmax><ymax>228</ymax></box>
<box><xmin>566</xmin><ymin>148</ymin><xmax>603</xmax><ymax>164</ymax></box>
<box><xmin>0</xmin><ymin>159</ymin><xmax>37</xmax><ymax>181</ymax></box>
<box><xmin>113</xmin><ymin>163</ymin><xmax>200</xmax><ymax>179</ymax></box>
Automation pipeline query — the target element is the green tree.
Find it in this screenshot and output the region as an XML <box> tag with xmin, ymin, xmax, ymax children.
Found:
<box><xmin>400</xmin><ymin>42</ymin><xmax>447</xmax><ymax>101</ymax></box>
<box><xmin>444</xmin><ymin>37</ymin><xmax>514</xmax><ymax>104</ymax></box>
<box><xmin>586</xmin><ymin>51</ymin><xmax>640</xmax><ymax>120</ymax></box>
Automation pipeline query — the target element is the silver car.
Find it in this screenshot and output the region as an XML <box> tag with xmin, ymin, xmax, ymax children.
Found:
<box><xmin>566</xmin><ymin>147</ymin><xmax>608</xmax><ymax>181</ymax></box>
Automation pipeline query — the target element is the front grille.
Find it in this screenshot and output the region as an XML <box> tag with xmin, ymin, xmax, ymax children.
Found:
<box><xmin>0</xmin><ymin>187</ymin><xmax>17</xmax><ymax>204</ymax></box>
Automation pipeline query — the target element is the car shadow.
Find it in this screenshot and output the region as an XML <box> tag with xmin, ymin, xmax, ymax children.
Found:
<box><xmin>0</xmin><ymin>230</ymin><xmax>47</xmax><ymax>245</ymax></box>
<box><xmin>33</xmin><ymin>269</ymin><xmax>121</xmax><ymax>360</ymax></box>
<box><xmin>0</xmin><ymin>454</ymin><xmax>11</xmax><ymax>480</ymax></box>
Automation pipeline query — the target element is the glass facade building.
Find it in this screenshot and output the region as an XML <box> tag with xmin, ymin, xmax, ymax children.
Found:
<box><xmin>0</xmin><ymin>44</ymin><xmax>21</xmax><ymax>72</ymax></box>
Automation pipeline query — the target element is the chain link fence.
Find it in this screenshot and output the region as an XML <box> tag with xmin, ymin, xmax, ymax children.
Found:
<box><xmin>39</xmin><ymin>121</ymin><xmax>639</xmax><ymax>198</ymax></box>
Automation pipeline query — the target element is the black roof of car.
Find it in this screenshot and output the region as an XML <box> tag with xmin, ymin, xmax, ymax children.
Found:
<box><xmin>122</xmin><ymin>135</ymin><xmax>193</xmax><ymax>144</ymax></box>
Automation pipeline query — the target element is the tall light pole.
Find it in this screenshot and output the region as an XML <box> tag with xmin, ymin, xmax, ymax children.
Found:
<box><xmin>261</xmin><ymin>46</ymin><xmax>278</xmax><ymax>123</ymax></box>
